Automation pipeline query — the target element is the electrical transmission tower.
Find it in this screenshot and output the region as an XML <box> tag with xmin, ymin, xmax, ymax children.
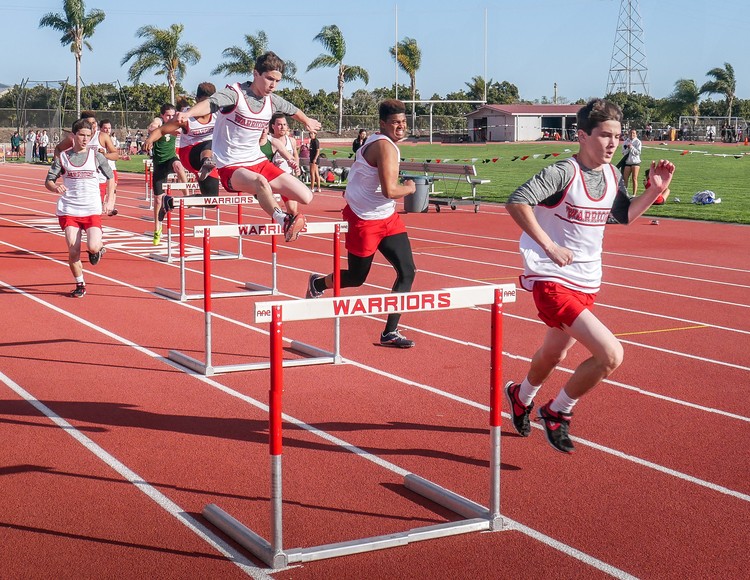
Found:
<box><xmin>607</xmin><ymin>0</ymin><xmax>650</xmax><ymax>95</ymax></box>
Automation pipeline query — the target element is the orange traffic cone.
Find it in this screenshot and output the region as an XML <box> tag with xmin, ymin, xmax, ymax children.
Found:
<box><xmin>744</xmin><ymin>137</ymin><xmax>748</xmax><ymax>146</ymax></box>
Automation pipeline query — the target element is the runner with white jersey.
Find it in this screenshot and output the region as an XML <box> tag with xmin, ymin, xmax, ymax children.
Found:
<box><xmin>99</xmin><ymin>119</ymin><xmax>129</xmax><ymax>216</ymax></box>
<box><xmin>45</xmin><ymin>118</ymin><xmax>115</xmax><ymax>298</ymax></box>
<box><xmin>304</xmin><ymin>99</ymin><xmax>418</xmax><ymax>348</ymax></box>
<box><xmin>176</xmin><ymin>51</ymin><xmax>320</xmax><ymax>242</ymax></box>
<box><xmin>269</xmin><ymin>111</ymin><xmax>301</xmax><ymax>219</ymax></box>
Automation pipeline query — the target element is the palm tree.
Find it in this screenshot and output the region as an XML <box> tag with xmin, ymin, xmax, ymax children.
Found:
<box><xmin>121</xmin><ymin>24</ymin><xmax>200</xmax><ymax>106</ymax></box>
<box><xmin>212</xmin><ymin>30</ymin><xmax>301</xmax><ymax>87</ymax></box>
<box><xmin>307</xmin><ymin>25</ymin><xmax>369</xmax><ymax>135</ymax></box>
<box><xmin>700</xmin><ymin>62</ymin><xmax>736</xmax><ymax>119</ymax></box>
<box><xmin>389</xmin><ymin>37</ymin><xmax>421</xmax><ymax>133</ymax></box>
<box><xmin>39</xmin><ymin>0</ymin><xmax>106</xmax><ymax>118</ymax></box>
<box><xmin>664</xmin><ymin>79</ymin><xmax>701</xmax><ymax>122</ymax></box>
<box><xmin>664</xmin><ymin>79</ymin><xmax>701</xmax><ymax>131</ymax></box>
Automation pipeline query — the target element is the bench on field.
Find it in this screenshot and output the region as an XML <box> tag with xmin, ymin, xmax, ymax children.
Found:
<box><xmin>399</xmin><ymin>162</ymin><xmax>490</xmax><ymax>212</ymax></box>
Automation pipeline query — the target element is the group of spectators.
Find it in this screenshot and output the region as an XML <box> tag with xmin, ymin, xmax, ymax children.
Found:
<box><xmin>9</xmin><ymin>129</ymin><xmax>59</xmax><ymax>163</ymax></box>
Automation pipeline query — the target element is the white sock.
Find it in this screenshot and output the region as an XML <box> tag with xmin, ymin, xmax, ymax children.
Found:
<box><xmin>518</xmin><ymin>378</ymin><xmax>541</xmax><ymax>406</ymax></box>
<box><xmin>272</xmin><ymin>207</ymin><xmax>286</xmax><ymax>226</ymax></box>
<box><xmin>75</xmin><ymin>275</ymin><xmax>84</xmax><ymax>284</ymax></box>
<box><xmin>550</xmin><ymin>389</ymin><xmax>578</xmax><ymax>415</ymax></box>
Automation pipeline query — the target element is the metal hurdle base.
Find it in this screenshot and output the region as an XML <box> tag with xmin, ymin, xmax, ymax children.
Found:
<box><xmin>154</xmin><ymin>284</ymin><xmax>272</xmax><ymax>303</ymax></box>
<box><xmin>202</xmin><ymin>473</ymin><xmax>503</xmax><ymax>569</ymax></box>
<box><xmin>167</xmin><ymin>341</ymin><xmax>337</xmax><ymax>376</ymax></box>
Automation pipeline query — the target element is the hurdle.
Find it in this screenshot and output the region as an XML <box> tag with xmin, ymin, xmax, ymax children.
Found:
<box><xmin>148</xmin><ymin>188</ymin><xmax>284</xmax><ymax>264</ymax></box>
<box><xmin>167</xmin><ymin>222</ymin><xmax>347</xmax><ymax>375</ymax></box>
<box><xmin>153</xmin><ymin>195</ymin><xmax>295</xmax><ymax>300</ymax></box>
<box><xmin>202</xmin><ymin>284</ymin><xmax>516</xmax><ymax>567</ymax></box>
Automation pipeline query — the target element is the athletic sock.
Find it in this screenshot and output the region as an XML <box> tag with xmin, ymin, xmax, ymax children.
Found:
<box><xmin>272</xmin><ymin>207</ymin><xmax>286</xmax><ymax>226</ymax></box>
<box><xmin>75</xmin><ymin>275</ymin><xmax>84</xmax><ymax>284</ymax></box>
<box><xmin>550</xmin><ymin>389</ymin><xmax>578</xmax><ymax>415</ymax></box>
<box><xmin>518</xmin><ymin>378</ymin><xmax>541</xmax><ymax>407</ymax></box>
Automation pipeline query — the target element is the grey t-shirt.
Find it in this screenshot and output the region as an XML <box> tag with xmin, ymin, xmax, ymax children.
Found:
<box><xmin>507</xmin><ymin>158</ymin><xmax>631</xmax><ymax>224</ymax></box>
<box><xmin>209</xmin><ymin>82</ymin><xmax>298</xmax><ymax>117</ymax></box>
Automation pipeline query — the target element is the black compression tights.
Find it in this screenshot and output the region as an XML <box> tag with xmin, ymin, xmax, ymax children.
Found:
<box><xmin>339</xmin><ymin>232</ymin><xmax>416</xmax><ymax>334</ymax></box>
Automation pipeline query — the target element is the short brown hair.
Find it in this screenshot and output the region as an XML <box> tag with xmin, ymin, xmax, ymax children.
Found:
<box><xmin>577</xmin><ymin>99</ymin><xmax>622</xmax><ymax>135</ymax></box>
<box><xmin>72</xmin><ymin>119</ymin><xmax>94</xmax><ymax>134</ymax></box>
<box><xmin>379</xmin><ymin>99</ymin><xmax>406</xmax><ymax>121</ymax></box>
<box><xmin>80</xmin><ymin>110</ymin><xmax>96</xmax><ymax>121</ymax></box>
<box><xmin>196</xmin><ymin>82</ymin><xmax>216</xmax><ymax>100</ymax></box>
<box><xmin>255</xmin><ymin>51</ymin><xmax>285</xmax><ymax>76</ymax></box>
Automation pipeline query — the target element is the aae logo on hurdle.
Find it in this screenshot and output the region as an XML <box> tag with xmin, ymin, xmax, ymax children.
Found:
<box><xmin>254</xmin><ymin>284</ymin><xmax>516</xmax><ymax>323</ymax></box>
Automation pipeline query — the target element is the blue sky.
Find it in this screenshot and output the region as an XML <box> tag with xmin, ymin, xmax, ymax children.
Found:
<box><xmin>4</xmin><ymin>0</ymin><xmax>749</xmax><ymax>104</ymax></box>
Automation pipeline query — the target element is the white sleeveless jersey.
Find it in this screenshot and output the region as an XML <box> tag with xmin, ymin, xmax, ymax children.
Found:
<box><xmin>88</xmin><ymin>130</ymin><xmax>110</xmax><ymax>182</ymax></box>
<box><xmin>180</xmin><ymin>114</ymin><xmax>216</xmax><ymax>148</ymax></box>
<box><xmin>344</xmin><ymin>133</ymin><xmax>400</xmax><ymax>220</ymax></box>
<box><xmin>212</xmin><ymin>83</ymin><xmax>272</xmax><ymax>168</ymax></box>
<box><xmin>272</xmin><ymin>134</ymin><xmax>296</xmax><ymax>174</ymax></box>
<box><xmin>519</xmin><ymin>157</ymin><xmax>618</xmax><ymax>293</ymax></box>
<box><xmin>56</xmin><ymin>149</ymin><xmax>103</xmax><ymax>216</ymax></box>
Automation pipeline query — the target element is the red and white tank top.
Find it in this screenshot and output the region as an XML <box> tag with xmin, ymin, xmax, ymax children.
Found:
<box><xmin>56</xmin><ymin>149</ymin><xmax>102</xmax><ymax>216</ymax></box>
<box><xmin>344</xmin><ymin>133</ymin><xmax>400</xmax><ymax>220</ymax></box>
<box><xmin>212</xmin><ymin>83</ymin><xmax>272</xmax><ymax>168</ymax></box>
<box><xmin>519</xmin><ymin>157</ymin><xmax>618</xmax><ymax>293</ymax></box>
<box><xmin>88</xmin><ymin>130</ymin><xmax>109</xmax><ymax>182</ymax></box>
<box><xmin>272</xmin><ymin>134</ymin><xmax>296</xmax><ymax>174</ymax></box>
<box><xmin>181</xmin><ymin>114</ymin><xmax>216</xmax><ymax>148</ymax></box>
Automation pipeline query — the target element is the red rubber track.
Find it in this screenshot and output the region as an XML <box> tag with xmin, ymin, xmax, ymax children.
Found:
<box><xmin>1</xmin><ymin>163</ymin><xmax>748</xmax><ymax>579</ymax></box>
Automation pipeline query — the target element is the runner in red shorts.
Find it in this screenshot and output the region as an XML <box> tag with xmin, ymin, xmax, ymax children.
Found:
<box><xmin>304</xmin><ymin>99</ymin><xmax>418</xmax><ymax>348</ymax></box>
<box><xmin>176</xmin><ymin>52</ymin><xmax>320</xmax><ymax>242</ymax></box>
<box><xmin>504</xmin><ymin>98</ymin><xmax>674</xmax><ymax>454</ymax></box>
<box><xmin>45</xmin><ymin>119</ymin><xmax>115</xmax><ymax>298</ymax></box>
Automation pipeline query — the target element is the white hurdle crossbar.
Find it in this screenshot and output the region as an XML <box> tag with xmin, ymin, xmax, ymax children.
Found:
<box><xmin>203</xmin><ymin>284</ymin><xmax>516</xmax><ymax>567</ymax></box>
<box><xmin>167</xmin><ymin>221</ymin><xmax>348</xmax><ymax>376</ymax></box>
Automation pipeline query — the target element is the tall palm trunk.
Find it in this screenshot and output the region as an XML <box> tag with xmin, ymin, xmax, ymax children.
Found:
<box><xmin>410</xmin><ymin>77</ymin><xmax>416</xmax><ymax>134</ymax></box>
<box><xmin>75</xmin><ymin>53</ymin><xmax>81</xmax><ymax>117</ymax></box>
<box><xmin>337</xmin><ymin>67</ymin><xmax>345</xmax><ymax>135</ymax></box>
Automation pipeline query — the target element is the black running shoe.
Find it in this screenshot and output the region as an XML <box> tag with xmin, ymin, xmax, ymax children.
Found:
<box><xmin>504</xmin><ymin>381</ymin><xmax>533</xmax><ymax>437</ymax></box>
<box><xmin>305</xmin><ymin>273</ymin><xmax>325</xmax><ymax>298</ymax></box>
<box><xmin>380</xmin><ymin>329</ymin><xmax>415</xmax><ymax>348</ymax></box>
<box><xmin>537</xmin><ymin>400</ymin><xmax>574</xmax><ymax>454</ymax></box>
<box><xmin>107</xmin><ymin>208</ymin><xmax>118</xmax><ymax>216</ymax></box>
<box><xmin>158</xmin><ymin>195</ymin><xmax>174</xmax><ymax>222</ymax></box>
<box><xmin>87</xmin><ymin>247</ymin><xmax>106</xmax><ymax>266</ymax></box>
<box><xmin>70</xmin><ymin>283</ymin><xmax>86</xmax><ymax>298</ymax></box>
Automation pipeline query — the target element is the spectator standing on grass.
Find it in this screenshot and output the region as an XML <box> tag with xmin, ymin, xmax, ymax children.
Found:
<box><xmin>504</xmin><ymin>98</ymin><xmax>674</xmax><ymax>454</ymax></box>
<box><xmin>44</xmin><ymin>118</ymin><xmax>115</xmax><ymax>298</ymax></box>
<box><xmin>622</xmin><ymin>129</ymin><xmax>642</xmax><ymax>196</ymax></box>
<box><xmin>38</xmin><ymin>130</ymin><xmax>50</xmax><ymax>163</ymax></box>
<box><xmin>11</xmin><ymin>131</ymin><xmax>21</xmax><ymax>158</ymax></box>
<box><xmin>24</xmin><ymin>129</ymin><xmax>35</xmax><ymax>163</ymax></box>
<box><xmin>304</xmin><ymin>99</ymin><xmax>418</xmax><ymax>349</ymax></box>
<box><xmin>308</xmin><ymin>130</ymin><xmax>322</xmax><ymax>192</ymax></box>
<box><xmin>352</xmin><ymin>129</ymin><xmax>367</xmax><ymax>153</ymax></box>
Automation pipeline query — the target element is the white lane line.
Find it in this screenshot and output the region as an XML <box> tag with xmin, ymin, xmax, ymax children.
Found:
<box><xmin>0</xmin><ymin>368</ymin><xmax>267</xmax><ymax>579</ymax></box>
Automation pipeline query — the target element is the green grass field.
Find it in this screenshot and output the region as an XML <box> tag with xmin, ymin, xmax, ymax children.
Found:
<box><xmin>112</xmin><ymin>140</ymin><xmax>750</xmax><ymax>225</ymax></box>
